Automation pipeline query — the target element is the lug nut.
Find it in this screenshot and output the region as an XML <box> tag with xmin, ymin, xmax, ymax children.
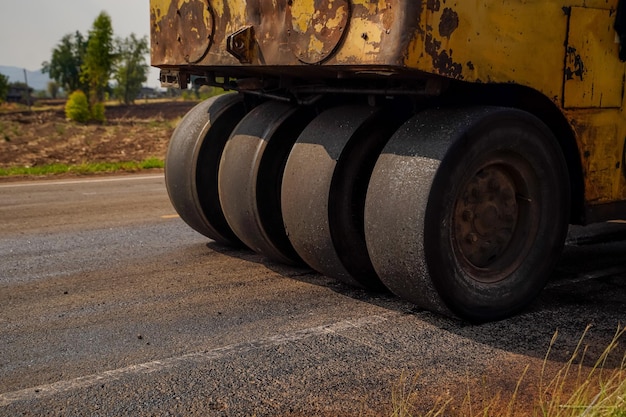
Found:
<box><xmin>466</xmin><ymin>233</ymin><xmax>478</xmax><ymax>244</ymax></box>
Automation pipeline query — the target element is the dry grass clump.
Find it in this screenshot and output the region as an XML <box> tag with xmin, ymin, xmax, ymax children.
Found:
<box><xmin>391</xmin><ymin>325</ymin><xmax>626</xmax><ymax>417</ymax></box>
<box><xmin>537</xmin><ymin>325</ymin><xmax>626</xmax><ymax>417</ymax></box>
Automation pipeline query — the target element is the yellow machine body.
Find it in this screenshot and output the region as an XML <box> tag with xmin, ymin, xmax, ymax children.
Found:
<box><xmin>150</xmin><ymin>0</ymin><xmax>626</xmax><ymax>222</ymax></box>
<box><xmin>153</xmin><ymin>0</ymin><xmax>626</xmax><ymax>320</ymax></box>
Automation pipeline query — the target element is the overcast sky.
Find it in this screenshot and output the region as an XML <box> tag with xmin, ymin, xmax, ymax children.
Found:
<box><xmin>0</xmin><ymin>0</ymin><xmax>161</xmax><ymax>87</ymax></box>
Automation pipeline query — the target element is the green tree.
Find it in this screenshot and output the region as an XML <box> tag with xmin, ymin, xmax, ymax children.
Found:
<box><xmin>42</xmin><ymin>31</ymin><xmax>88</xmax><ymax>93</ymax></box>
<box><xmin>81</xmin><ymin>11</ymin><xmax>115</xmax><ymax>106</ymax></box>
<box><xmin>47</xmin><ymin>81</ymin><xmax>60</xmax><ymax>99</ymax></box>
<box><xmin>0</xmin><ymin>73</ymin><xmax>8</xmax><ymax>103</ymax></box>
<box><xmin>114</xmin><ymin>34</ymin><xmax>149</xmax><ymax>104</ymax></box>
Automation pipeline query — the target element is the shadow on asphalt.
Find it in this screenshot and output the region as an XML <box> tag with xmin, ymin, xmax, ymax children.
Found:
<box><xmin>205</xmin><ymin>222</ymin><xmax>626</xmax><ymax>368</ymax></box>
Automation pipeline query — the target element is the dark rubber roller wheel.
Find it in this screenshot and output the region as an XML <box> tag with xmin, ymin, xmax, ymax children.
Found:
<box><xmin>282</xmin><ymin>105</ymin><xmax>399</xmax><ymax>290</ymax></box>
<box><xmin>218</xmin><ymin>101</ymin><xmax>316</xmax><ymax>264</ymax></box>
<box><xmin>365</xmin><ymin>107</ymin><xmax>570</xmax><ymax>322</ymax></box>
<box><xmin>165</xmin><ymin>93</ymin><xmax>247</xmax><ymax>246</ymax></box>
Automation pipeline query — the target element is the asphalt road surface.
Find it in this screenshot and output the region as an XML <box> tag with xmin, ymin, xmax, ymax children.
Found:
<box><xmin>0</xmin><ymin>174</ymin><xmax>625</xmax><ymax>416</ymax></box>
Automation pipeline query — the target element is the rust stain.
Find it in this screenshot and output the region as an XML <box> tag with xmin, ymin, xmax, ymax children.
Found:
<box><xmin>382</xmin><ymin>1</ymin><xmax>395</xmax><ymax>31</ymax></box>
<box><xmin>151</xmin><ymin>0</ymin><xmax>214</xmax><ymax>64</ymax></box>
<box><xmin>426</xmin><ymin>0</ymin><xmax>440</xmax><ymax>12</ymax></box>
<box><xmin>287</xmin><ymin>0</ymin><xmax>350</xmax><ymax>64</ymax></box>
<box><xmin>439</xmin><ymin>7</ymin><xmax>459</xmax><ymax>38</ymax></box>
<box><xmin>179</xmin><ymin>0</ymin><xmax>214</xmax><ymax>63</ymax></box>
<box><xmin>424</xmin><ymin>33</ymin><xmax>463</xmax><ymax>79</ymax></box>
<box><xmin>565</xmin><ymin>46</ymin><xmax>586</xmax><ymax>81</ymax></box>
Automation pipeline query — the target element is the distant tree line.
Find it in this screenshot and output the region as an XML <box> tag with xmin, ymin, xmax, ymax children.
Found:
<box><xmin>0</xmin><ymin>73</ymin><xmax>8</xmax><ymax>103</ymax></box>
<box><xmin>37</xmin><ymin>11</ymin><xmax>150</xmax><ymax>121</ymax></box>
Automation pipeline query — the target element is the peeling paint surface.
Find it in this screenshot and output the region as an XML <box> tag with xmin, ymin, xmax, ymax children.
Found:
<box><xmin>566</xmin><ymin>109</ymin><xmax>626</xmax><ymax>204</ymax></box>
<box><xmin>564</xmin><ymin>7</ymin><xmax>624</xmax><ymax>109</ymax></box>
<box><xmin>151</xmin><ymin>0</ymin><xmax>214</xmax><ymax>64</ymax></box>
<box><xmin>287</xmin><ymin>0</ymin><xmax>349</xmax><ymax>64</ymax></box>
<box><xmin>423</xmin><ymin>33</ymin><xmax>462</xmax><ymax>78</ymax></box>
<box><xmin>149</xmin><ymin>0</ymin><xmax>626</xmax><ymax>207</ymax></box>
<box><xmin>406</xmin><ymin>1</ymin><xmax>569</xmax><ymax>99</ymax></box>
<box><xmin>438</xmin><ymin>7</ymin><xmax>458</xmax><ymax>38</ymax></box>
<box><xmin>152</xmin><ymin>0</ymin><xmax>417</xmax><ymax>66</ymax></box>
<box><xmin>565</xmin><ymin>47</ymin><xmax>586</xmax><ymax>81</ymax></box>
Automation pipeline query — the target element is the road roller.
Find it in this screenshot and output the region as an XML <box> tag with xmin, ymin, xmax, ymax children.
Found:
<box><xmin>150</xmin><ymin>0</ymin><xmax>626</xmax><ymax>321</ymax></box>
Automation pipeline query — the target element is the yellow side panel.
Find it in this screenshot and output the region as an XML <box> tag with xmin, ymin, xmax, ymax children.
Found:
<box><xmin>567</xmin><ymin>109</ymin><xmax>626</xmax><ymax>203</ymax></box>
<box><xmin>564</xmin><ymin>7</ymin><xmax>625</xmax><ymax>108</ymax></box>
<box><xmin>405</xmin><ymin>1</ymin><xmax>569</xmax><ymax>101</ymax></box>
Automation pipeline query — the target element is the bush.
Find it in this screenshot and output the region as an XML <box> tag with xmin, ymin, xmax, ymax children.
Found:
<box><xmin>91</xmin><ymin>102</ymin><xmax>106</xmax><ymax>123</ymax></box>
<box><xmin>181</xmin><ymin>90</ymin><xmax>194</xmax><ymax>101</ymax></box>
<box><xmin>65</xmin><ymin>91</ymin><xmax>90</xmax><ymax>123</ymax></box>
<box><xmin>198</xmin><ymin>85</ymin><xmax>214</xmax><ymax>100</ymax></box>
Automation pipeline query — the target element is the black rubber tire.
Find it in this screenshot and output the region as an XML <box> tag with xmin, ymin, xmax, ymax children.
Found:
<box><xmin>365</xmin><ymin>107</ymin><xmax>570</xmax><ymax>322</ymax></box>
<box><xmin>165</xmin><ymin>93</ymin><xmax>247</xmax><ymax>245</ymax></box>
<box><xmin>218</xmin><ymin>101</ymin><xmax>315</xmax><ymax>264</ymax></box>
<box><xmin>282</xmin><ymin>105</ymin><xmax>396</xmax><ymax>289</ymax></box>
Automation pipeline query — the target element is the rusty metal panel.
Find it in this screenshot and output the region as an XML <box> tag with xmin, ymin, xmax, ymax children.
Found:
<box><xmin>149</xmin><ymin>0</ymin><xmax>626</xmax><ymax>210</ymax></box>
<box><xmin>150</xmin><ymin>0</ymin><xmax>414</xmax><ymax>67</ymax></box>
<box><xmin>332</xmin><ymin>0</ymin><xmax>417</xmax><ymax>65</ymax></box>
<box><xmin>564</xmin><ymin>7</ymin><xmax>625</xmax><ymax>108</ymax></box>
<box><xmin>287</xmin><ymin>0</ymin><xmax>350</xmax><ymax>64</ymax></box>
<box><xmin>565</xmin><ymin>109</ymin><xmax>626</xmax><ymax>204</ymax></box>
<box><xmin>404</xmin><ymin>1</ymin><xmax>570</xmax><ymax>101</ymax></box>
<box><xmin>151</xmin><ymin>0</ymin><xmax>215</xmax><ymax>64</ymax></box>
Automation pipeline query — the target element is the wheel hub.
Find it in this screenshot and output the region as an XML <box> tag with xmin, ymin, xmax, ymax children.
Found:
<box><xmin>454</xmin><ymin>165</ymin><xmax>519</xmax><ymax>270</ymax></box>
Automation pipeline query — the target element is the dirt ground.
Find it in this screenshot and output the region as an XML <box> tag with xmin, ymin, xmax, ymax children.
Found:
<box><xmin>0</xmin><ymin>100</ymin><xmax>198</xmax><ymax>170</ymax></box>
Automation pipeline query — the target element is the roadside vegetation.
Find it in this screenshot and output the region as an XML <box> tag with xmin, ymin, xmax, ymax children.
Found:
<box><xmin>0</xmin><ymin>91</ymin><xmax>230</xmax><ymax>178</ymax></box>
<box><xmin>0</xmin><ymin>99</ymin><xmax>199</xmax><ymax>178</ymax></box>
<box><xmin>41</xmin><ymin>11</ymin><xmax>149</xmax><ymax>122</ymax></box>
<box><xmin>0</xmin><ymin>9</ymin><xmax>227</xmax><ymax>178</ymax></box>
<box><xmin>0</xmin><ymin>158</ymin><xmax>163</xmax><ymax>177</ymax></box>
<box><xmin>390</xmin><ymin>326</ymin><xmax>626</xmax><ymax>417</ymax></box>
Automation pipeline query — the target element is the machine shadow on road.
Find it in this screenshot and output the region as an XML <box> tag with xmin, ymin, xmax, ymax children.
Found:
<box><xmin>205</xmin><ymin>235</ymin><xmax>626</xmax><ymax>370</ymax></box>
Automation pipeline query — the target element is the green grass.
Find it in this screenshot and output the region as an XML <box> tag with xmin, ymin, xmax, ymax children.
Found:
<box><xmin>0</xmin><ymin>157</ymin><xmax>164</xmax><ymax>177</ymax></box>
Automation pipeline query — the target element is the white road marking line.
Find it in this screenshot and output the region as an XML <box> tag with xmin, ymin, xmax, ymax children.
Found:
<box><xmin>0</xmin><ymin>313</ymin><xmax>394</xmax><ymax>407</ymax></box>
<box><xmin>0</xmin><ymin>174</ymin><xmax>164</xmax><ymax>189</ymax></box>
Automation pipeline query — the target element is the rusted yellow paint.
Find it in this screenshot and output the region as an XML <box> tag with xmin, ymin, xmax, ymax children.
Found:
<box><xmin>222</xmin><ymin>0</ymin><xmax>247</xmax><ymax>35</ymax></box>
<box><xmin>326</xmin><ymin>5</ymin><xmax>347</xmax><ymax>29</ymax></box>
<box><xmin>334</xmin><ymin>8</ymin><xmax>389</xmax><ymax>62</ymax></box>
<box><xmin>150</xmin><ymin>0</ymin><xmax>170</xmax><ymax>29</ymax></box>
<box><xmin>350</xmin><ymin>0</ymin><xmax>375</xmax><ymax>13</ymax></box>
<box><xmin>565</xmin><ymin>109</ymin><xmax>626</xmax><ymax>203</ymax></box>
<box><xmin>150</xmin><ymin>0</ymin><xmax>626</xmax><ymax>211</ymax></box>
<box><xmin>308</xmin><ymin>37</ymin><xmax>325</xmax><ymax>55</ymax></box>
<box><xmin>351</xmin><ymin>0</ymin><xmax>388</xmax><ymax>15</ymax></box>
<box><xmin>290</xmin><ymin>1</ymin><xmax>312</xmax><ymax>34</ymax></box>
<box><xmin>336</xmin><ymin>17</ymin><xmax>383</xmax><ymax>58</ymax></box>
<box><xmin>292</xmin><ymin>2</ymin><xmax>347</xmax><ymax>35</ymax></box>
<box><xmin>399</xmin><ymin>0</ymin><xmax>626</xmax><ymax>207</ymax></box>
<box><xmin>175</xmin><ymin>0</ymin><xmax>213</xmax><ymax>26</ymax></box>
<box><xmin>563</xmin><ymin>5</ymin><xmax>626</xmax><ymax>205</ymax></box>
<box><xmin>406</xmin><ymin>1</ymin><xmax>569</xmax><ymax>100</ymax></box>
<box><xmin>564</xmin><ymin>7</ymin><xmax>624</xmax><ymax>108</ymax></box>
<box><xmin>212</xmin><ymin>0</ymin><xmax>224</xmax><ymax>16</ymax></box>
